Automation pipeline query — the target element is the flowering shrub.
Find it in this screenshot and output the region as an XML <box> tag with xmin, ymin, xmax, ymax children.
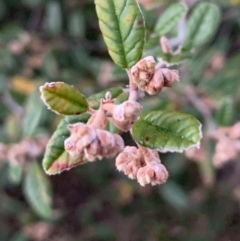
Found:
<box><xmin>39</xmin><ymin>0</ymin><xmax>221</xmax><ymax>187</ymax></box>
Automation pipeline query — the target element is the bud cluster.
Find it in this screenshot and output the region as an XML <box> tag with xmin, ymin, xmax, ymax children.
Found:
<box><xmin>116</xmin><ymin>146</ymin><xmax>168</xmax><ymax>186</ymax></box>
<box><xmin>111</xmin><ymin>100</ymin><xmax>142</xmax><ymax>131</ymax></box>
<box><xmin>64</xmin><ymin>123</ymin><xmax>124</xmax><ymax>162</ymax></box>
<box><xmin>130</xmin><ymin>56</ymin><xmax>180</xmax><ymax>95</ymax></box>
<box><xmin>62</xmin><ymin>53</ymin><xmax>178</xmax><ymax>186</ymax></box>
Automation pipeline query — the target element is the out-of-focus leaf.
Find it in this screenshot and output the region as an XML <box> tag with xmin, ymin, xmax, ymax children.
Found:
<box><xmin>23</xmin><ymin>86</ymin><xmax>45</xmax><ymax>137</ymax></box>
<box><xmin>132</xmin><ymin>110</ymin><xmax>202</xmax><ymax>152</ymax></box>
<box><xmin>216</xmin><ymin>97</ymin><xmax>234</xmax><ymax>126</ymax></box>
<box><xmin>202</xmin><ymin>54</ymin><xmax>240</xmax><ymax>95</ymax></box>
<box><xmin>9</xmin><ymin>231</ymin><xmax>27</xmax><ymax>241</ymax></box>
<box><xmin>0</xmin><ymin>48</ymin><xmax>18</xmax><ymax>73</ymax></box>
<box><xmin>0</xmin><ymin>73</ymin><xmax>8</xmax><ymax>92</ymax></box>
<box><xmin>43</xmin><ymin>114</ymin><xmax>90</xmax><ymax>175</ymax></box>
<box><xmin>154</xmin><ymin>3</ymin><xmax>187</xmax><ymax>36</ymax></box>
<box><xmin>68</xmin><ymin>10</ymin><xmax>85</xmax><ymax>38</ymax></box>
<box><xmin>22</xmin><ymin>0</ymin><xmax>41</xmax><ymax>8</ymax></box>
<box><xmin>23</xmin><ymin>162</ymin><xmax>52</xmax><ymax>219</ymax></box>
<box><xmin>0</xmin><ymin>24</ymin><xmax>23</xmax><ymax>44</ymax></box>
<box><xmin>159</xmin><ymin>181</ymin><xmax>189</xmax><ymax>210</ymax></box>
<box><xmin>8</xmin><ymin>163</ymin><xmax>22</xmax><ymax>185</ymax></box>
<box><xmin>5</xmin><ymin>115</ymin><xmax>22</xmax><ymax>141</ymax></box>
<box><xmin>183</xmin><ymin>2</ymin><xmax>220</xmax><ymax>49</ymax></box>
<box><xmin>87</xmin><ymin>87</ymin><xmax>124</xmax><ymax>109</ymax></box>
<box><xmin>40</xmin><ymin>82</ymin><xmax>88</xmax><ymax>115</ymax></box>
<box><xmin>42</xmin><ymin>51</ymin><xmax>59</xmax><ymax>79</ymax></box>
<box><xmin>158</xmin><ymin>51</ymin><xmax>192</xmax><ymax>65</ymax></box>
<box><xmin>45</xmin><ymin>1</ymin><xmax>62</xmax><ymax>35</ymax></box>
<box><xmin>0</xmin><ymin>1</ymin><xmax>6</xmax><ymax>20</ymax></box>
<box><xmin>95</xmin><ymin>0</ymin><xmax>145</xmax><ymax>68</ymax></box>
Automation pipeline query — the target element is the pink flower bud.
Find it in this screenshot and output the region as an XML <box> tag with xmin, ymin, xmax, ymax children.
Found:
<box><xmin>112</xmin><ymin>101</ymin><xmax>142</xmax><ymax>131</ymax></box>
<box><xmin>83</xmin><ymin>130</ymin><xmax>124</xmax><ymax>161</ymax></box>
<box><xmin>161</xmin><ymin>69</ymin><xmax>180</xmax><ymax>87</ymax></box>
<box><xmin>131</xmin><ymin>56</ymin><xmax>156</xmax><ymax>89</ymax></box>
<box><xmin>137</xmin><ymin>161</ymin><xmax>168</xmax><ymax>186</ymax></box>
<box><xmin>145</xmin><ymin>69</ymin><xmax>164</xmax><ymax>95</ymax></box>
<box><xmin>116</xmin><ymin>146</ymin><xmax>143</xmax><ymax>179</ymax></box>
<box><xmin>160</xmin><ymin>36</ymin><xmax>172</xmax><ymax>54</ymax></box>
<box><xmin>64</xmin><ymin>123</ymin><xmax>97</xmax><ymax>156</ymax></box>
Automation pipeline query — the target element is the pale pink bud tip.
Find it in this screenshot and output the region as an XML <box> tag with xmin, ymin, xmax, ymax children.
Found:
<box><xmin>64</xmin><ymin>139</ymin><xmax>74</xmax><ymax>151</ymax></box>
<box><xmin>137</xmin><ymin>162</ymin><xmax>168</xmax><ymax>186</ymax></box>
<box><xmin>160</xmin><ymin>36</ymin><xmax>172</xmax><ymax>54</ymax></box>
<box><xmin>116</xmin><ymin>146</ymin><xmax>143</xmax><ymax>179</ymax></box>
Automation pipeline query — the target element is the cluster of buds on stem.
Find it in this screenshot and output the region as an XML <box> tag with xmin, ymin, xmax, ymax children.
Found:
<box><xmin>63</xmin><ymin>53</ymin><xmax>178</xmax><ymax>186</ymax></box>
<box><xmin>116</xmin><ymin>145</ymin><xmax>168</xmax><ymax>186</ymax></box>
<box><xmin>131</xmin><ymin>56</ymin><xmax>180</xmax><ymax>95</ymax></box>
<box><xmin>64</xmin><ymin>93</ymin><xmax>142</xmax><ymax>162</ymax></box>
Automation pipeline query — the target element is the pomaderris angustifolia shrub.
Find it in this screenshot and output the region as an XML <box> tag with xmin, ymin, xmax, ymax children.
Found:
<box><xmin>39</xmin><ymin>0</ymin><xmax>220</xmax><ymax>186</ymax></box>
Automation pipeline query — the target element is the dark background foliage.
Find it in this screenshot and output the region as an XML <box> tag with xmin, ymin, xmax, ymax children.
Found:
<box><xmin>1</xmin><ymin>0</ymin><xmax>240</xmax><ymax>240</ymax></box>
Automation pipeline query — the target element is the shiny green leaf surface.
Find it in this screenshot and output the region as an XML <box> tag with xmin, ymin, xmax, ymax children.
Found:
<box><xmin>95</xmin><ymin>0</ymin><xmax>145</xmax><ymax>68</ymax></box>
<box><xmin>40</xmin><ymin>82</ymin><xmax>88</xmax><ymax>115</ymax></box>
<box><xmin>132</xmin><ymin>110</ymin><xmax>202</xmax><ymax>152</ymax></box>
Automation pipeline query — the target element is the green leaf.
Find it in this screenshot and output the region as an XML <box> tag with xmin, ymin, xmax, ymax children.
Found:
<box><xmin>8</xmin><ymin>163</ymin><xmax>22</xmax><ymax>185</ymax></box>
<box><xmin>95</xmin><ymin>0</ymin><xmax>145</xmax><ymax>68</ymax></box>
<box><xmin>43</xmin><ymin>114</ymin><xmax>90</xmax><ymax>175</ymax></box>
<box><xmin>183</xmin><ymin>2</ymin><xmax>220</xmax><ymax>49</ymax></box>
<box><xmin>42</xmin><ymin>51</ymin><xmax>59</xmax><ymax>79</ymax></box>
<box><xmin>45</xmin><ymin>1</ymin><xmax>62</xmax><ymax>35</ymax></box>
<box><xmin>68</xmin><ymin>10</ymin><xmax>85</xmax><ymax>38</ymax></box>
<box><xmin>23</xmin><ymin>162</ymin><xmax>52</xmax><ymax>219</ymax></box>
<box><xmin>40</xmin><ymin>82</ymin><xmax>88</xmax><ymax>115</ymax></box>
<box><xmin>132</xmin><ymin>110</ymin><xmax>202</xmax><ymax>152</ymax></box>
<box><xmin>159</xmin><ymin>181</ymin><xmax>189</xmax><ymax>211</ymax></box>
<box><xmin>154</xmin><ymin>3</ymin><xmax>187</xmax><ymax>36</ymax></box>
<box><xmin>87</xmin><ymin>87</ymin><xmax>124</xmax><ymax>109</ymax></box>
<box><xmin>23</xmin><ymin>86</ymin><xmax>45</xmax><ymax>137</ymax></box>
<box><xmin>216</xmin><ymin>97</ymin><xmax>234</xmax><ymax>126</ymax></box>
<box><xmin>158</xmin><ymin>52</ymin><xmax>192</xmax><ymax>65</ymax></box>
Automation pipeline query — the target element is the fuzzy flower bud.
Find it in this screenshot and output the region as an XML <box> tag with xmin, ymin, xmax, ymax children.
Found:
<box><xmin>64</xmin><ymin>123</ymin><xmax>97</xmax><ymax>156</ymax></box>
<box><xmin>116</xmin><ymin>146</ymin><xmax>144</xmax><ymax>179</ymax></box>
<box><xmin>160</xmin><ymin>36</ymin><xmax>172</xmax><ymax>54</ymax></box>
<box><xmin>112</xmin><ymin>100</ymin><xmax>142</xmax><ymax>131</ymax></box>
<box><xmin>137</xmin><ymin>161</ymin><xmax>168</xmax><ymax>186</ymax></box>
<box><xmin>145</xmin><ymin>68</ymin><xmax>180</xmax><ymax>95</ymax></box>
<box><xmin>65</xmin><ymin>123</ymin><xmax>124</xmax><ymax>162</ymax></box>
<box><xmin>131</xmin><ymin>56</ymin><xmax>156</xmax><ymax>90</ymax></box>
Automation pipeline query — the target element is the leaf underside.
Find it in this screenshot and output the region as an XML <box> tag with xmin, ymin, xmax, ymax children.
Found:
<box><xmin>95</xmin><ymin>0</ymin><xmax>145</xmax><ymax>68</ymax></box>
<box><xmin>132</xmin><ymin>110</ymin><xmax>202</xmax><ymax>153</ymax></box>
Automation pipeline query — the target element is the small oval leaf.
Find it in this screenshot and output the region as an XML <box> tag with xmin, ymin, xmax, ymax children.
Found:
<box><xmin>23</xmin><ymin>162</ymin><xmax>52</xmax><ymax>219</ymax></box>
<box><xmin>40</xmin><ymin>82</ymin><xmax>88</xmax><ymax>115</ymax></box>
<box><xmin>43</xmin><ymin>114</ymin><xmax>90</xmax><ymax>175</ymax></box>
<box><xmin>23</xmin><ymin>86</ymin><xmax>45</xmax><ymax>137</ymax></box>
<box><xmin>95</xmin><ymin>0</ymin><xmax>145</xmax><ymax>68</ymax></box>
<box><xmin>132</xmin><ymin>110</ymin><xmax>202</xmax><ymax>152</ymax></box>
<box><xmin>216</xmin><ymin>97</ymin><xmax>234</xmax><ymax>127</ymax></box>
<box><xmin>154</xmin><ymin>3</ymin><xmax>187</xmax><ymax>36</ymax></box>
<box><xmin>183</xmin><ymin>2</ymin><xmax>220</xmax><ymax>49</ymax></box>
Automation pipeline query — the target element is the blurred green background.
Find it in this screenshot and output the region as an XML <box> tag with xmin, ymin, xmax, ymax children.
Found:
<box><xmin>1</xmin><ymin>0</ymin><xmax>240</xmax><ymax>240</ymax></box>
